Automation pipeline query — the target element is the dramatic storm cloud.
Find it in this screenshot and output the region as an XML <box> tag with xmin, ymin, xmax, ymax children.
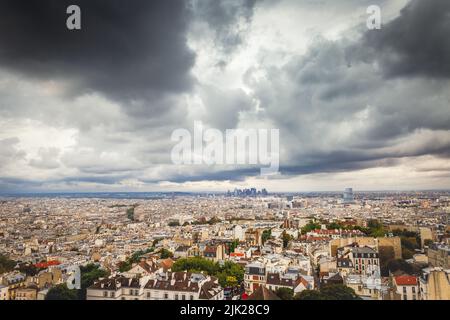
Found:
<box><xmin>0</xmin><ymin>0</ymin><xmax>195</xmax><ymax>102</ymax></box>
<box><xmin>0</xmin><ymin>0</ymin><xmax>448</xmax><ymax>192</ymax></box>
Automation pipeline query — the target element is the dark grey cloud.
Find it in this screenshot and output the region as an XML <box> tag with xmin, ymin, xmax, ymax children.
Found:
<box><xmin>362</xmin><ymin>0</ymin><xmax>450</xmax><ymax>78</ymax></box>
<box><xmin>0</xmin><ymin>177</ymin><xmax>45</xmax><ymax>192</ymax></box>
<box><xmin>191</xmin><ymin>0</ymin><xmax>259</xmax><ymax>59</ymax></box>
<box><xmin>143</xmin><ymin>167</ymin><xmax>256</xmax><ymax>184</ymax></box>
<box><xmin>0</xmin><ymin>0</ymin><xmax>196</xmax><ymax>105</ymax></box>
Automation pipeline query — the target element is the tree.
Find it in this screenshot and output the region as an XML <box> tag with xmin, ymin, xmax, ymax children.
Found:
<box><xmin>119</xmin><ymin>247</ymin><xmax>154</xmax><ymax>272</ymax></box>
<box><xmin>172</xmin><ymin>257</ymin><xmax>244</xmax><ymax>288</ymax></box>
<box><xmin>327</xmin><ymin>222</ymin><xmax>344</xmax><ymax>230</ymax></box>
<box><xmin>78</xmin><ymin>264</ymin><xmax>109</xmax><ymax>300</ymax></box>
<box><xmin>301</xmin><ymin>221</ymin><xmax>321</xmax><ymax>235</ymax></box>
<box><xmin>118</xmin><ymin>260</ymin><xmax>132</xmax><ymax>273</ymax></box>
<box><xmin>126</xmin><ymin>207</ymin><xmax>135</xmax><ymax>221</ymax></box>
<box><xmin>320</xmin><ymin>284</ymin><xmax>361</xmax><ymax>300</ymax></box>
<box><xmin>275</xmin><ymin>287</ymin><xmax>294</xmax><ymax>300</ymax></box>
<box><xmin>45</xmin><ymin>284</ymin><xmax>79</xmax><ymax>300</ymax></box>
<box><xmin>220</xmin><ymin>261</ymin><xmax>244</xmax><ymax>286</ymax></box>
<box><xmin>18</xmin><ymin>263</ymin><xmax>39</xmax><ymax>276</ymax></box>
<box><xmin>366</xmin><ymin>219</ymin><xmax>386</xmax><ymax>237</ymax></box>
<box><xmin>262</xmin><ymin>229</ymin><xmax>272</xmax><ymax>244</ymax></box>
<box><xmin>0</xmin><ymin>254</ymin><xmax>16</xmax><ymax>274</ymax></box>
<box><xmin>294</xmin><ymin>285</ymin><xmax>361</xmax><ymax>300</ymax></box>
<box><xmin>159</xmin><ymin>248</ymin><xmax>173</xmax><ymax>259</ymax></box>
<box><xmin>172</xmin><ymin>257</ymin><xmax>218</xmax><ymax>274</ymax></box>
<box><xmin>229</xmin><ymin>239</ymin><xmax>239</xmax><ymax>254</ymax></box>
<box><xmin>281</xmin><ymin>231</ymin><xmax>293</xmax><ymax>248</ymax></box>
<box><xmin>294</xmin><ymin>290</ymin><xmax>324</xmax><ymax>300</ymax></box>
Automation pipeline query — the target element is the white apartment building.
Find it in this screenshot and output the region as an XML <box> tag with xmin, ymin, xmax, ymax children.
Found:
<box><xmin>143</xmin><ymin>272</ymin><xmax>223</xmax><ymax>300</ymax></box>
<box><xmin>393</xmin><ymin>275</ymin><xmax>419</xmax><ymax>300</ymax></box>
<box><xmin>86</xmin><ymin>272</ymin><xmax>223</xmax><ymax>301</ymax></box>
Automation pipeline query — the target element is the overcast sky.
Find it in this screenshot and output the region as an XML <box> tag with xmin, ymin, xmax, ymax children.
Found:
<box><xmin>0</xmin><ymin>0</ymin><xmax>449</xmax><ymax>193</ymax></box>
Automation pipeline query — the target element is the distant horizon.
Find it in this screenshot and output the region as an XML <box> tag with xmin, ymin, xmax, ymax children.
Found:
<box><xmin>2</xmin><ymin>188</ymin><xmax>450</xmax><ymax>196</ymax></box>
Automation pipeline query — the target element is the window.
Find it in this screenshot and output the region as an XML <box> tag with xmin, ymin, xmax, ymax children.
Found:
<box><xmin>182</xmin><ymin>295</ymin><xmax>186</xmax><ymax>300</ymax></box>
<box><xmin>175</xmin><ymin>294</ymin><xmax>179</xmax><ymax>300</ymax></box>
<box><xmin>103</xmin><ymin>291</ymin><xmax>108</xmax><ymax>297</ymax></box>
<box><xmin>164</xmin><ymin>293</ymin><xmax>168</xmax><ymax>299</ymax></box>
<box><xmin>403</xmin><ymin>295</ymin><xmax>407</xmax><ymax>300</ymax></box>
<box><xmin>110</xmin><ymin>292</ymin><xmax>114</xmax><ymax>298</ymax></box>
<box><xmin>147</xmin><ymin>292</ymin><xmax>151</xmax><ymax>298</ymax></box>
<box><xmin>190</xmin><ymin>295</ymin><xmax>194</xmax><ymax>300</ymax></box>
<box><xmin>135</xmin><ymin>289</ymin><xmax>139</xmax><ymax>296</ymax></box>
<box><xmin>403</xmin><ymin>287</ymin><xmax>407</xmax><ymax>294</ymax></box>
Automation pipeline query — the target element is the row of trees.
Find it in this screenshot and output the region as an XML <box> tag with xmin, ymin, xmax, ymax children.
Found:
<box><xmin>171</xmin><ymin>257</ymin><xmax>244</xmax><ymax>288</ymax></box>
<box><xmin>168</xmin><ymin>217</ymin><xmax>223</xmax><ymax>227</ymax></box>
<box><xmin>300</xmin><ymin>219</ymin><xmax>387</xmax><ymax>238</ymax></box>
<box><xmin>274</xmin><ymin>284</ymin><xmax>361</xmax><ymax>300</ymax></box>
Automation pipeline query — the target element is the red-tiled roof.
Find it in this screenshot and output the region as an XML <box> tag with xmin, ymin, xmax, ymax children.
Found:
<box><xmin>34</xmin><ymin>260</ymin><xmax>60</xmax><ymax>269</ymax></box>
<box><xmin>230</xmin><ymin>252</ymin><xmax>245</xmax><ymax>257</ymax></box>
<box><xmin>394</xmin><ymin>275</ymin><xmax>418</xmax><ymax>286</ymax></box>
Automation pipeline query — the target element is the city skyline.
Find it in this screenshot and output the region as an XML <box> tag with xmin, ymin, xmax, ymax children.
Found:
<box><xmin>0</xmin><ymin>0</ymin><xmax>449</xmax><ymax>193</ymax></box>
